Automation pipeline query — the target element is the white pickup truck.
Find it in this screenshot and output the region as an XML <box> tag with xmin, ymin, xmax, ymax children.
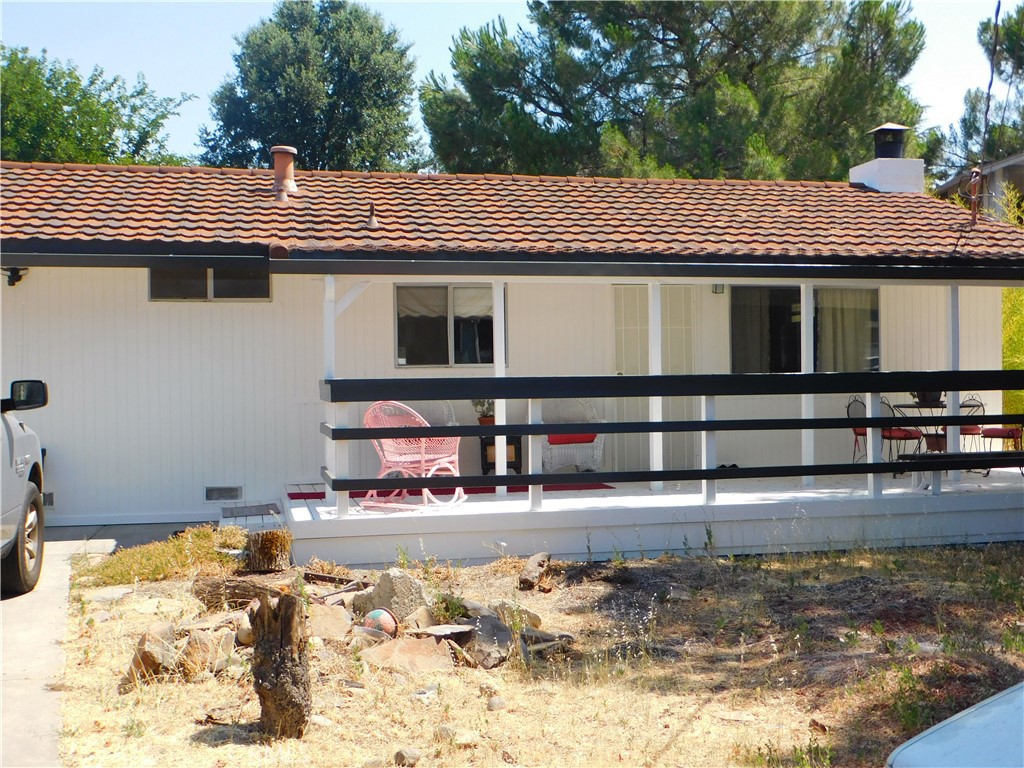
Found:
<box><xmin>1</xmin><ymin>380</ymin><xmax>47</xmax><ymax>594</ymax></box>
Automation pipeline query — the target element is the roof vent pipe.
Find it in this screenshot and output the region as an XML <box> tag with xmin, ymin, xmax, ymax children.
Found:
<box><xmin>271</xmin><ymin>145</ymin><xmax>298</xmax><ymax>201</ymax></box>
<box><xmin>868</xmin><ymin>122</ymin><xmax>910</xmax><ymax>159</ymax></box>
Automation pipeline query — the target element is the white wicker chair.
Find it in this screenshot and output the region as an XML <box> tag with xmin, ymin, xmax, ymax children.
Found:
<box><xmin>541</xmin><ymin>398</ymin><xmax>605</xmax><ymax>472</ymax></box>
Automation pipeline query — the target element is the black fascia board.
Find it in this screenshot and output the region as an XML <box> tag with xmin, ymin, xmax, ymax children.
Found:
<box><xmin>272</xmin><ymin>252</ymin><xmax>1024</xmax><ymax>282</ymax></box>
<box><xmin>1</xmin><ymin>238</ymin><xmax>268</xmax><ymax>268</ymax></box>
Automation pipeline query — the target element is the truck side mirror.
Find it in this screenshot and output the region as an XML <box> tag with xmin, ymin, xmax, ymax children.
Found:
<box><xmin>2</xmin><ymin>380</ymin><xmax>48</xmax><ymax>412</ymax></box>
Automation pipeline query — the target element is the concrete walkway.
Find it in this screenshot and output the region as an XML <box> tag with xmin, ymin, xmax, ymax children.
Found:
<box><xmin>1</xmin><ymin>524</ymin><xmax>183</xmax><ymax>768</ymax></box>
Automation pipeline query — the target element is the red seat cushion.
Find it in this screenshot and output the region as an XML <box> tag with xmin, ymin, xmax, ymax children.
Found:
<box><xmin>548</xmin><ymin>433</ymin><xmax>597</xmax><ymax>445</ymax></box>
<box><xmin>982</xmin><ymin>427</ymin><xmax>1023</xmax><ymax>439</ymax></box>
<box><xmin>884</xmin><ymin>427</ymin><xmax>921</xmax><ymax>440</ymax></box>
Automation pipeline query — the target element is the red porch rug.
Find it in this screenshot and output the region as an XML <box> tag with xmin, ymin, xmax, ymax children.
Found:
<box><xmin>288</xmin><ymin>483</ymin><xmax>611</xmax><ymax>500</ymax></box>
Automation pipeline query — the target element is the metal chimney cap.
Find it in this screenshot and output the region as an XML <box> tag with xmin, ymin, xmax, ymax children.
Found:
<box><xmin>867</xmin><ymin>123</ymin><xmax>911</xmax><ymax>134</ymax></box>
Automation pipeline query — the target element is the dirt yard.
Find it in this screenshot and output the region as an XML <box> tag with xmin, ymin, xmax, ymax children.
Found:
<box><xmin>61</xmin><ymin>542</ymin><xmax>1024</xmax><ymax>768</ymax></box>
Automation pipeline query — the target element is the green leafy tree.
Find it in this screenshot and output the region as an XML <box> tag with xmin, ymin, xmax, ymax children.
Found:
<box><xmin>421</xmin><ymin>0</ymin><xmax>924</xmax><ymax>180</ymax></box>
<box><xmin>1</xmin><ymin>46</ymin><xmax>192</xmax><ymax>164</ymax></box>
<box><xmin>200</xmin><ymin>0</ymin><xmax>417</xmax><ymax>171</ymax></box>
<box><xmin>928</xmin><ymin>2</ymin><xmax>1024</xmax><ymax>179</ymax></box>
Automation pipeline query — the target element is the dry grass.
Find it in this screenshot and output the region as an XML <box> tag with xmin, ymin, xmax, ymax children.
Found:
<box><xmin>61</xmin><ymin>540</ymin><xmax>1024</xmax><ymax>767</ymax></box>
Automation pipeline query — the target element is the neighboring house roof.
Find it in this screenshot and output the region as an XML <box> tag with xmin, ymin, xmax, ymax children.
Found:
<box><xmin>935</xmin><ymin>151</ymin><xmax>1024</xmax><ymax>199</ymax></box>
<box><xmin>2</xmin><ymin>160</ymin><xmax>1024</xmax><ymax>280</ymax></box>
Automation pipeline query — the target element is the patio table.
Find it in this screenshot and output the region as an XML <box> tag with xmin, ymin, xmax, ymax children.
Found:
<box><xmin>894</xmin><ymin>402</ymin><xmax>947</xmax><ymax>452</ymax></box>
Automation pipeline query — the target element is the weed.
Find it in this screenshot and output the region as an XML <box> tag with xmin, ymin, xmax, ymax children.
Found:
<box><xmin>940</xmin><ymin>631</ymin><xmax>986</xmax><ymax>655</ymax></box>
<box><xmin>704</xmin><ymin>523</ymin><xmax>716</xmax><ymax>559</ymax></box>
<box><xmin>983</xmin><ymin>569</ymin><xmax>1024</xmax><ymax>610</ymax></box>
<box><xmin>890</xmin><ymin>665</ymin><xmax>935</xmax><ymax>733</ymax></box>
<box><xmin>742</xmin><ymin>739</ymin><xmax>833</xmax><ymax>768</ymax></box>
<box><xmin>72</xmin><ymin>525</ymin><xmax>245</xmax><ymax>586</ymax></box>
<box><xmin>611</xmin><ymin>546</ymin><xmax>626</xmax><ymax>567</ymax></box>
<box><xmin>1001</xmin><ymin>625</ymin><xmax>1024</xmax><ymax>654</ymax></box>
<box><xmin>871</xmin><ymin>619</ymin><xmax>885</xmax><ymax>637</ymax></box>
<box><xmin>395</xmin><ymin>544</ymin><xmax>411</xmax><ymax>570</ymax></box>
<box><xmin>122</xmin><ymin>718</ymin><xmax>146</xmax><ymax>738</ymax></box>
<box><xmin>432</xmin><ymin>593</ymin><xmax>467</xmax><ymax>624</ymax></box>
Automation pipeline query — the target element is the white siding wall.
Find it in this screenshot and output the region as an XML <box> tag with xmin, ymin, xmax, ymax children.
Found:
<box><xmin>1</xmin><ymin>269</ymin><xmax>1003</xmax><ymax>526</ymax></box>
<box><xmin>1</xmin><ymin>268</ymin><xmax>323</xmax><ymax>525</ymax></box>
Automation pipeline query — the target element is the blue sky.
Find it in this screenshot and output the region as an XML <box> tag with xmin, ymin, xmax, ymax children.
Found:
<box><xmin>0</xmin><ymin>0</ymin><xmax>1008</xmax><ymax>160</ymax></box>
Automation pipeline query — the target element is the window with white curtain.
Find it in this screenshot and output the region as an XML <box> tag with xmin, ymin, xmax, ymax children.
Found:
<box><xmin>730</xmin><ymin>286</ymin><xmax>878</xmax><ymax>373</ymax></box>
<box><xmin>395</xmin><ymin>285</ymin><xmax>496</xmax><ymax>366</ymax></box>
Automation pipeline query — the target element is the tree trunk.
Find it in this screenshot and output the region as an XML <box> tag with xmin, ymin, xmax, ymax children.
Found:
<box><xmin>246</xmin><ymin>529</ymin><xmax>293</xmax><ymax>572</ymax></box>
<box><xmin>252</xmin><ymin>593</ymin><xmax>311</xmax><ymax>739</ymax></box>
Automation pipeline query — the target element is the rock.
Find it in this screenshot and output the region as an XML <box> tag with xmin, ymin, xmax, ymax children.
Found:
<box><xmin>491</xmin><ymin>599</ymin><xmax>541</xmax><ymax>629</ymax></box>
<box><xmin>487</xmin><ymin>696</ymin><xmax>507</xmax><ymax>711</ymax></box>
<box><xmin>307</xmin><ymin>603</ymin><xmax>354</xmax><ymax>641</ymax></box>
<box><xmin>405</xmin><ymin>624</ymin><xmax>473</xmax><ymax>640</ymax></box>
<box><xmin>658</xmin><ymin>583</ymin><xmax>691</xmax><ymax>603</ymax></box>
<box><xmin>454</xmin><ymin>730</ymin><xmax>482</xmax><ymax>747</ymax></box>
<box><xmin>458</xmin><ymin>615</ymin><xmax>514</xmax><ymax>669</ymax></box>
<box><xmin>90</xmin><ymin>610</ymin><xmax>118</xmax><ymax>624</ymax></box>
<box><xmin>360</xmin><ymin>637</ymin><xmax>454</xmax><ymax>674</ymax></box>
<box><xmin>403</xmin><ymin>606</ymin><xmax>435</xmax><ymax>629</ymax></box>
<box><xmin>521</xmin><ymin>626</ymin><xmax>574</xmax><ymax>646</ymax></box>
<box><xmin>433</xmin><ymin>724</ymin><xmax>456</xmax><ymax>742</ymax></box>
<box><xmin>180</xmin><ymin>610</ymin><xmax>243</xmax><ymax>633</ymax></box>
<box><xmin>133</xmin><ymin>597</ymin><xmax>188</xmax><ymax>616</ymax></box>
<box><xmin>410</xmin><ymin>684</ymin><xmax>438</xmax><ymax>704</ymax></box>
<box><xmin>394</xmin><ymin>746</ymin><xmax>422</xmax><ymax>766</ymax></box>
<box><xmin>460</xmin><ymin>599</ymin><xmax>497</xmax><ymax>618</ymax></box>
<box><xmin>179</xmin><ymin>629</ymin><xmax>216</xmax><ymax>681</ymax></box>
<box><xmin>518</xmin><ymin>552</ymin><xmax>550</xmax><ymax>591</ymax></box>
<box><xmin>209</xmin><ymin>628</ymin><xmax>236</xmax><ymax>673</ymax></box>
<box><xmin>86</xmin><ymin>585</ymin><xmax>134</xmax><ymax>604</ymax></box>
<box><xmin>126</xmin><ymin>620</ymin><xmax>178</xmax><ymax>684</ymax></box>
<box><xmin>479</xmin><ymin>680</ymin><xmax>501</xmax><ymax>697</ymax></box>
<box><xmin>348</xmin><ymin>627</ymin><xmax>390</xmax><ymax>651</ymax></box>
<box><xmin>353</xmin><ymin>569</ymin><xmax>430</xmax><ymax>620</ymax></box>
<box><xmin>236</xmin><ymin>607</ymin><xmax>255</xmax><ymax>646</ymax></box>
<box><xmin>362</xmin><ymin>759</ymin><xmax>386</xmax><ymax>768</ymax></box>
<box><xmin>310</xmin><ymin>714</ymin><xmax>334</xmax><ymax>727</ymax></box>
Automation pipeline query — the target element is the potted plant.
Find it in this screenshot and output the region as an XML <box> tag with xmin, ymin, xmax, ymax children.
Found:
<box><xmin>472</xmin><ymin>399</ymin><xmax>495</xmax><ymax>425</ymax></box>
<box><xmin>909</xmin><ymin>390</ymin><xmax>945</xmax><ymax>405</ymax></box>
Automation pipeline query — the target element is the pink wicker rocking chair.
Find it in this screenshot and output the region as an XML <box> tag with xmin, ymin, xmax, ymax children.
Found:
<box><xmin>362</xmin><ymin>400</ymin><xmax>465</xmax><ymax>507</ymax></box>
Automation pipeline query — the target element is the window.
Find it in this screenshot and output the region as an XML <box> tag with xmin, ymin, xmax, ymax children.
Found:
<box><xmin>149</xmin><ymin>267</ymin><xmax>270</xmax><ymax>301</ymax></box>
<box><xmin>396</xmin><ymin>285</ymin><xmax>496</xmax><ymax>366</ymax></box>
<box><xmin>730</xmin><ymin>286</ymin><xmax>878</xmax><ymax>373</ymax></box>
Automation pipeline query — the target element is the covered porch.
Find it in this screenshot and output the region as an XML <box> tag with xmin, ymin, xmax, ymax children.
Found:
<box><xmin>277</xmin><ymin>369</ymin><xmax>1024</xmax><ymax>567</ymax></box>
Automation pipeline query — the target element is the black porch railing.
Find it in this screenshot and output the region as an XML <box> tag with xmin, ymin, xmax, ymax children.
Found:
<box><xmin>319</xmin><ymin>370</ymin><xmax>1024</xmax><ymax>494</ymax></box>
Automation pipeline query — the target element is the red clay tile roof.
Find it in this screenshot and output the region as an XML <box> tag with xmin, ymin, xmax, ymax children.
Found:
<box><xmin>2</xmin><ymin>160</ymin><xmax>1024</xmax><ymax>265</ymax></box>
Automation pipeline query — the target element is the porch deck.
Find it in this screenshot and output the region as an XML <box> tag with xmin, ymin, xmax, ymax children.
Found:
<box><xmin>281</xmin><ymin>469</ymin><xmax>1024</xmax><ymax>568</ymax></box>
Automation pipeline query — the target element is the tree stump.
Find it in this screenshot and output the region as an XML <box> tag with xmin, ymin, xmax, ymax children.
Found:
<box><xmin>252</xmin><ymin>593</ymin><xmax>311</xmax><ymax>739</ymax></box>
<box><xmin>246</xmin><ymin>529</ymin><xmax>293</xmax><ymax>572</ymax></box>
<box><xmin>192</xmin><ymin>576</ymin><xmax>285</xmax><ymax>611</ymax></box>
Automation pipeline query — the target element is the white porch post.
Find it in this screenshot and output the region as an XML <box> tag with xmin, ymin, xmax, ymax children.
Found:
<box><xmin>946</xmin><ymin>285</ymin><xmax>961</xmax><ymax>482</ymax></box>
<box><xmin>528</xmin><ymin>397</ymin><xmax>543</xmax><ymax>510</ymax></box>
<box><xmin>493</xmin><ymin>281</ymin><xmax>508</xmax><ymax>496</ymax></box>
<box><xmin>648</xmin><ymin>282</ymin><xmax>664</xmax><ymax>491</ymax></box>
<box><xmin>866</xmin><ymin>391</ymin><xmax>884</xmax><ymax>498</ymax></box>
<box><xmin>702</xmin><ymin>395</ymin><xmax>716</xmax><ymax>504</ymax></box>
<box><xmin>800</xmin><ymin>284</ymin><xmax>815</xmax><ymax>487</ymax></box>
<box><xmin>321</xmin><ymin>279</ymin><xmax>368</xmax><ymax>514</ymax></box>
<box><xmin>323</xmin><ymin>276</ymin><xmax>342</xmax><ymax>510</ymax></box>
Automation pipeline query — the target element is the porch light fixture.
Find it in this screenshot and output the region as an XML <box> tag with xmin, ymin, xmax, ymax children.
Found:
<box><xmin>711</xmin><ymin>284</ymin><xmax>725</xmax><ymax>294</ymax></box>
<box><xmin>3</xmin><ymin>267</ymin><xmax>27</xmax><ymax>286</ymax></box>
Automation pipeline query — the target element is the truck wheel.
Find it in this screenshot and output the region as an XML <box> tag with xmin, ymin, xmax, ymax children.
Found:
<box><xmin>1</xmin><ymin>482</ymin><xmax>44</xmax><ymax>595</ymax></box>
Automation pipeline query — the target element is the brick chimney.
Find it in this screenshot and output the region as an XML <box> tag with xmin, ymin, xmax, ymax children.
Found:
<box><xmin>271</xmin><ymin>145</ymin><xmax>298</xmax><ymax>201</ymax></box>
<box><xmin>849</xmin><ymin>123</ymin><xmax>924</xmax><ymax>193</ymax></box>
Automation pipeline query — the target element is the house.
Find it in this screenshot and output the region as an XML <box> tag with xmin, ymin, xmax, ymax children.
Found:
<box><xmin>935</xmin><ymin>151</ymin><xmax>1024</xmax><ymax>220</ymax></box>
<box><xmin>2</xmin><ymin>140</ymin><xmax>1023</xmax><ymax>565</ymax></box>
